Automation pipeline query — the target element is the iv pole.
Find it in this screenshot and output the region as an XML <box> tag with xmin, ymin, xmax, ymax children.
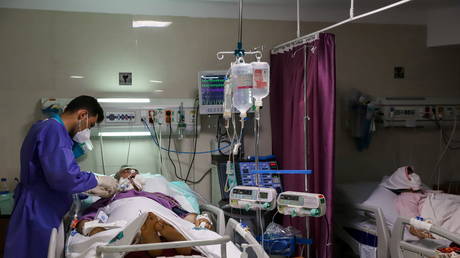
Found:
<box><xmin>216</xmin><ymin>0</ymin><xmax>262</xmax><ymax>60</ymax></box>
<box><xmin>303</xmin><ymin>44</ymin><xmax>311</xmax><ymax>258</ymax></box>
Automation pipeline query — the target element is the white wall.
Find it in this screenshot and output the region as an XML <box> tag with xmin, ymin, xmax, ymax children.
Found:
<box><xmin>427</xmin><ymin>6</ymin><xmax>460</xmax><ymax>47</ymax></box>
<box><xmin>0</xmin><ymin>8</ymin><xmax>280</xmax><ymax>199</ymax></box>
<box><xmin>0</xmin><ymin>8</ymin><xmax>460</xmax><ymax>200</ymax></box>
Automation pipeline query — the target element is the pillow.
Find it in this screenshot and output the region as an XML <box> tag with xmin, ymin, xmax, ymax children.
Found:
<box><xmin>336</xmin><ymin>182</ymin><xmax>380</xmax><ymax>205</ymax></box>
<box><xmin>142</xmin><ymin>174</ymin><xmax>172</xmax><ymax>195</ymax></box>
<box><xmin>169</xmin><ymin>181</ymin><xmax>200</xmax><ymax>214</ymax></box>
<box><xmin>143</xmin><ymin>174</ymin><xmax>200</xmax><ymax>214</ymax></box>
<box><xmin>362</xmin><ymin>185</ymin><xmax>399</xmax><ymax>228</ymax></box>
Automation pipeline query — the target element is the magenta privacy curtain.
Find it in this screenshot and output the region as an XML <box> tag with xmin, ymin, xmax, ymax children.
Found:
<box><xmin>270</xmin><ymin>33</ymin><xmax>336</xmax><ymax>258</ymax></box>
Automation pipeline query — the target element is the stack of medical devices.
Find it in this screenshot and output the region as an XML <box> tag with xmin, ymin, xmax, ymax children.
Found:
<box><xmin>213</xmin><ymin>4</ymin><xmax>328</xmax><ymax>254</ymax></box>
<box><xmin>229</xmin><ymin>186</ymin><xmax>326</xmax><ymax>217</ymax></box>
<box><xmin>218</xmin><ymin>56</ymin><xmax>327</xmax><ymax>216</ymax></box>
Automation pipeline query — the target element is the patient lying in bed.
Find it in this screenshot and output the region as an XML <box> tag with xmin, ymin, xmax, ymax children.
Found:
<box><xmin>76</xmin><ymin>167</ymin><xmax>212</xmax><ymax>257</ymax></box>
<box><xmin>382</xmin><ymin>166</ymin><xmax>460</xmax><ymax>240</ymax></box>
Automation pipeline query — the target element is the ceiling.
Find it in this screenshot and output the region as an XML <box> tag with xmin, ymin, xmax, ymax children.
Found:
<box><xmin>0</xmin><ymin>0</ymin><xmax>458</xmax><ymax>24</ymax></box>
<box><xmin>1</xmin><ymin>0</ymin><xmax>460</xmax><ymax>46</ymax></box>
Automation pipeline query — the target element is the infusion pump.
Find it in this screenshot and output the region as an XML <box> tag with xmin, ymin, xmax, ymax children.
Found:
<box><xmin>229</xmin><ymin>186</ymin><xmax>277</xmax><ymax>211</ymax></box>
<box><xmin>277</xmin><ymin>191</ymin><xmax>326</xmax><ymax>217</ymax></box>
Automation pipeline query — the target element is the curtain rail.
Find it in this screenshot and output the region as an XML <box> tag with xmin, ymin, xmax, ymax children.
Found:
<box><xmin>271</xmin><ymin>0</ymin><xmax>414</xmax><ymax>54</ymax></box>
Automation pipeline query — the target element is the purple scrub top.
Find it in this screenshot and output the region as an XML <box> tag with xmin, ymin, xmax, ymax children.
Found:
<box><xmin>4</xmin><ymin>118</ymin><xmax>97</xmax><ymax>258</ymax></box>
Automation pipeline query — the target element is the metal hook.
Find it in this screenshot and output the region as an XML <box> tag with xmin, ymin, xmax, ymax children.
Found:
<box><xmin>217</xmin><ymin>52</ymin><xmax>225</xmax><ymax>60</ymax></box>
<box><xmin>254</xmin><ymin>51</ymin><xmax>262</xmax><ymax>61</ymax></box>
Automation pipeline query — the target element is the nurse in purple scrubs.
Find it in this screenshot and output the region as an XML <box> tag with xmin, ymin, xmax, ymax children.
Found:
<box><xmin>4</xmin><ymin>95</ymin><xmax>118</xmax><ymax>258</ymax></box>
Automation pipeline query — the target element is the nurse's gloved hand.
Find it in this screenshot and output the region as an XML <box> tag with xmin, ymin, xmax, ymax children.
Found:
<box><xmin>96</xmin><ymin>175</ymin><xmax>118</xmax><ymax>194</ymax></box>
<box><xmin>86</xmin><ymin>186</ymin><xmax>112</xmax><ymax>198</ymax></box>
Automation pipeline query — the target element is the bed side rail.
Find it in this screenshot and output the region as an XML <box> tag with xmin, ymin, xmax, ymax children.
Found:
<box><xmin>391</xmin><ymin>217</ymin><xmax>460</xmax><ymax>258</ymax></box>
<box><xmin>225</xmin><ymin>218</ymin><xmax>269</xmax><ymax>258</ymax></box>
<box><xmin>200</xmin><ymin>203</ymin><xmax>225</xmax><ymax>235</ymax></box>
<box><xmin>354</xmin><ymin>204</ymin><xmax>390</xmax><ymax>258</ymax></box>
<box><xmin>96</xmin><ymin>236</ymin><xmax>231</xmax><ymax>258</ymax></box>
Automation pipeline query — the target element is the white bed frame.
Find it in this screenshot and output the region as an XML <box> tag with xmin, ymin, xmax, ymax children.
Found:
<box><xmin>336</xmin><ymin>204</ymin><xmax>460</xmax><ymax>258</ymax></box>
<box><xmin>334</xmin><ymin>204</ymin><xmax>390</xmax><ymax>258</ymax></box>
<box><xmin>47</xmin><ymin>204</ymin><xmax>268</xmax><ymax>258</ymax></box>
<box><xmin>391</xmin><ymin>217</ymin><xmax>460</xmax><ymax>258</ymax></box>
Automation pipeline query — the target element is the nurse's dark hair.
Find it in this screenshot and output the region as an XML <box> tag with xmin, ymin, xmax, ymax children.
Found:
<box><xmin>64</xmin><ymin>95</ymin><xmax>104</xmax><ymax>123</ymax></box>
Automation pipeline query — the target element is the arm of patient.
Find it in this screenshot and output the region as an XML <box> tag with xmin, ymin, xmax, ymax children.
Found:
<box><xmin>395</xmin><ymin>192</ymin><xmax>425</xmax><ymax>218</ymax></box>
<box><xmin>396</xmin><ymin>192</ymin><xmax>434</xmax><ymax>239</ymax></box>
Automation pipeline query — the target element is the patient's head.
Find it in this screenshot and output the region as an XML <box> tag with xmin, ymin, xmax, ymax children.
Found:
<box><xmin>115</xmin><ymin>165</ymin><xmax>146</xmax><ymax>192</ymax></box>
<box><xmin>115</xmin><ymin>166</ymin><xmax>139</xmax><ymax>180</ymax></box>
<box><xmin>381</xmin><ymin>166</ymin><xmax>422</xmax><ymax>192</ymax></box>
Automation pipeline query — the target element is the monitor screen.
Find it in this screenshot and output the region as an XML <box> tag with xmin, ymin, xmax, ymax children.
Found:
<box><xmin>198</xmin><ymin>71</ymin><xmax>226</xmax><ymax>114</ymax></box>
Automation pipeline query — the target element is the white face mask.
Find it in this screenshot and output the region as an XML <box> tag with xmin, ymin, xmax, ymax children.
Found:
<box><xmin>73</xmin><ymin>116</ymin><xmax>93</xmax><ymax>151</ymax></box>
<box><xmin>408</xmin><ymin>173</ymin><xmax>422</xmax><ymax>191</ymax></box>
<box><xmin>74</xmin><ymin>128</ymin><xmax>91</xmax><ymax>143</ymax></box>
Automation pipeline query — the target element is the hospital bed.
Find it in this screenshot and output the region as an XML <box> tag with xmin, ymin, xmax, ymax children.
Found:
<box><xmin>335</xmin><ymin>182</ymin><xmax>390</xmax><ymax>258</ymax></box>
<box><xmin>335</xmin><ymin>182</ymin><xmax>460</xmax><ymax>258</ymax></box>
<box><xmin>391</xmin><ymin>217</ymin><xmax>460</xmax><ymax>258</ymax></box>
<box><xmin>46</xmin><ymin>173</ymin><xmax>269</xmax><ymax>258</ymax></box>
<box><xmin>334</xmin><ymin>203</ymin><xmax>390</xmax><ymax>258</ymax></box>
<box><xmin>47</xmin><ymin>203</ymin><xmax>268</xmax><ymax>258</ymax></box>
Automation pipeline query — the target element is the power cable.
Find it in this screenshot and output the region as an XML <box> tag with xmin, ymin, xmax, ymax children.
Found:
<box><xmin>167</xmin><ymin>122</ymin><xmax>179</xmax><ymax>180</ymax></box>
<box><xmin>185</xmin><ymin>100</ymin><xmax>199</xmax><ymax>183</ymax></box>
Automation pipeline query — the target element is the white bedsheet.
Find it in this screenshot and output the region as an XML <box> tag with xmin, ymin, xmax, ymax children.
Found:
<box><xmin>67</xmin><ymin>197</ymin><xmax>241</xmax><ymax>258</ymax></box>
<box><xmin>420</xmin><ymin>193</ymin><xmax>460</xmax><ymax>238</ymax></box>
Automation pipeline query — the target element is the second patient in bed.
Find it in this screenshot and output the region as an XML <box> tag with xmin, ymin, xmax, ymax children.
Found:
<box><xmin>383</xmin><ymin>166</ymin><xmax>460</xmax><ymax>240</ymax></box>
<box><xmin>389</xmin><ymin>167</ymin><xmax>432</xmax><ymax>239</ymax></box>
<box><xmin>76</xmin><ymin>167</ymin><xmax>212</xmax><ymax>256</ymax></box>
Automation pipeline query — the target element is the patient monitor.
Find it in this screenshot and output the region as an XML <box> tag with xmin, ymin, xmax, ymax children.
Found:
<box><xmin>229</xmin><ymin>186</ymin><xmax>277</xmax><ymax>211</ymax></box>
<box><xmin>277</xmin><ymin>191</ymin><xmax>326</xmax><ymax>217</ymax></box>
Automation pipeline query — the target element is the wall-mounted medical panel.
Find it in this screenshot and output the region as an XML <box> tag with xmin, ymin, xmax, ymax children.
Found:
<box><xmin>375</xmin><ymin>97</ymin><xmax>460</xmax><ymax>128</ymax></box>
<box><xmin>41</xmin><ymin>98</ymin><xmax>200</xmax><ymax>137</ymax></box>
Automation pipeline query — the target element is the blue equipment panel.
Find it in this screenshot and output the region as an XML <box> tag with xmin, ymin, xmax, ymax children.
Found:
<box><xmin>237</xmin><ymin>162</ymin><xmax>282</xmax><ymax>192</ymax></box>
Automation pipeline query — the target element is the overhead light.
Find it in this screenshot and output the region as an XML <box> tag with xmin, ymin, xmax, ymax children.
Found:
<box><xmin>70</xmin><ymin>75</ymin><xmax>84</xmax><ymax>79</ymax></box>
<box><xmin>154</xmin><ymin>89</ymin><xmax>164</xmax><ymax>93</ymax></box>
<box><xmin>97</xmin><ymin>98</ymin><xmax>150</xmax><ymax>103</ymax></box>
<box><xmin>132</xmin><ymin>20</ymin><xmax>172</xmax><ymax>28</ymax></box>
<box><xmin>98</xmin><ymin>132</ymin><xmax>151</xmax><ymax>137</ymax></box>
<box><xmin>149</xmin><ymin>80</ymin><xmax>163</xmax><ymax>84</ymax></box>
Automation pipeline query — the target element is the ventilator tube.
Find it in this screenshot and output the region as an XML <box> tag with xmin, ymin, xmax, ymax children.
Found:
<box><xmin>251</xmin><ymin>61</ymin><xmax>270</xmax><ymax>107</ymax></box>
<box><xmin>232</xmin><ymin>62</ymin><xmax>253</xmax><ymax>118</ymax></box>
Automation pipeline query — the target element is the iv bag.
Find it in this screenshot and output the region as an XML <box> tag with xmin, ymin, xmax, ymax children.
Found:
<box><xmin>231</xmin><ymin>62</ymin><xmax>253</xmax><ymax>118</ymax></box>
<box><xmin>251</xmin><ymin>61</ymin><xmax>270</xmax><ymax>107</ymax></box>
